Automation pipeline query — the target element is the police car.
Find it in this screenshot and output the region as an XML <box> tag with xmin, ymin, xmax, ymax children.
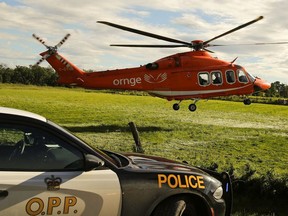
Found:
<box><xmin>0</xmin><ymin>107</ymin><xmax>232</xmax><ymax>216</ymax></box>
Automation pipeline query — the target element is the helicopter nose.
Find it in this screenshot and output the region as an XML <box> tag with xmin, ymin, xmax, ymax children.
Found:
<box><xmin>254</xmin><ymin>78</ymin><xmax>271</xmax><ymax>91</ymax></box>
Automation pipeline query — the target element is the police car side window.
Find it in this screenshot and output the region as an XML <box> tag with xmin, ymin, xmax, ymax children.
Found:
<box><xmin>0</xmin><ymin>124</ymin><xmax>84</xmax><ymax>171</ymax></box>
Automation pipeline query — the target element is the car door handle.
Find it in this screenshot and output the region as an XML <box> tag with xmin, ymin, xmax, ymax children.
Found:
<box><xmin>0</xmin><ymin>190</ymin><xmax>8</xmax><ymax>198</ymax></box>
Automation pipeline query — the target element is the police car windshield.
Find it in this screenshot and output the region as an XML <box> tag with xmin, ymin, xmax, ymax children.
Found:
<box><xmin>102</xmin><ymin>150</ymin><xmax>129</xmax><ymax>167</ymax></box>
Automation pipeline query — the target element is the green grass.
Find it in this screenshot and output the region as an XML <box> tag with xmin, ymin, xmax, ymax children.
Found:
<box><xmin>0</xmin><ymin>84</ymin><xmax>287</xmax><ymax>178</ymax></box>
<box><xmin>1</xmin><ymin>84</ymin><xmax>288</xmax><ymax>215</ymax></box>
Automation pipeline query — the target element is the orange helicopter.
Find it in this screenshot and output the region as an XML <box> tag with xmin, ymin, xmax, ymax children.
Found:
<box><xmin>33</xmin><ymin>16</ymin><xmax>283</xmax><ymax>111</ymax></box>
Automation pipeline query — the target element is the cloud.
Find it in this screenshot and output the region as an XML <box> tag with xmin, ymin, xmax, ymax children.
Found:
<box><xmin>0</xmin><ymin>0</ymin><xmax>288</xmax><ymax>83</ymax></box>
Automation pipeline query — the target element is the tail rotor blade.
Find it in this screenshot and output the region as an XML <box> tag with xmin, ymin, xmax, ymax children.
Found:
<box><xmin>35</xmin><ymin>57</ymin><xmax>46</xmax><ymax>66</ymax></box>
<box><xmin>32</xmin><ymin>34</ymin><xmax>49</xmax><ymax>48</ymax></box>
<box><xmin>35</xmin><ymin>54</ymin><xmax>50</xmax><ymax>66</ymax></box>
<box><xmin>56</xmin><ymin>33</ymin><xmax>71</xmax><ymax>48</ymax></box>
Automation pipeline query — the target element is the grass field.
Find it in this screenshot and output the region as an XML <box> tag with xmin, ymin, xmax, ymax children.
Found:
<box><xmin>1</xmin><ymin>84</ymin><xmax>287</xmax><ymax>177</ymax></box>
<box><xmin>0</xmin><ymin>83</ymin><xmax>287</xmax><ymax>214</ymax></box>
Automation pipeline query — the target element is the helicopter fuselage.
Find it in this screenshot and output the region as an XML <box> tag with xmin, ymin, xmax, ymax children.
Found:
<box><xmin>47</xmin><ymin>50</ymin><xmax>258</xmax><ymax>101</ymax></box>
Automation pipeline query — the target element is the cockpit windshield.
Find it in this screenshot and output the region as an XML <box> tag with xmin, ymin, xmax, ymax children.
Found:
<box><xmin>237</xmin><ymin>67</ymin><xmax>255</xmax><ymax>83</ymax></box>
<box><xmin>246</xmin><ymin>71</ymin><xmax>256</xmax><ymax>82</ymax></box>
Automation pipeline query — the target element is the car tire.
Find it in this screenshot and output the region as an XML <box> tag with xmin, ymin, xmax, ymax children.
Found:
<box><xmin>152</xmin><ymin>196</ymin><xmax>196</xmax><ymax>216</ymax></box>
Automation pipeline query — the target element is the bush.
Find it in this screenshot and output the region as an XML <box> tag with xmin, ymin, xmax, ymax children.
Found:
<box><xmin>229</xmin><ymin>165</ymin><xmax>288</xmax><ymax>215</ymax></box>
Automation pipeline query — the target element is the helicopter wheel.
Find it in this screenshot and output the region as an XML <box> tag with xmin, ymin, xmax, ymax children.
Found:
<box><xmin>243</xmin><ymin>98</ymin><xmax>251</xmax><ymax>105</ymax></box>
<box><xmin>173</xmin><ymin>103</ymin><xmax>180</xmax><ymax>111</ymax></box>
<box><xmin>188</xmin><ymin>104</ymin><xmax>197</xmax><ymax>112</ymax></box>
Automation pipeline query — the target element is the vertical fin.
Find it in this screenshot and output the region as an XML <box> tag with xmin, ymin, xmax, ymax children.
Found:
<box><xmin>42</xmin><ymin>51</ymin><xmax>85</xmax><ymax>86</ymax></box>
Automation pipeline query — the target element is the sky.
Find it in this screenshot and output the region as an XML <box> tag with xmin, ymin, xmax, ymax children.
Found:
<box><xmin>0</xmin><ymin>0</ymin><xmax>288</xmax><ymax>83</ymax></box>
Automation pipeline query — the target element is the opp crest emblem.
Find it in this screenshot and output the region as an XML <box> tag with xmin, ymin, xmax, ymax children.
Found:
<box><xmin>45</xmin><ymin>175</ymin><xmax>62</xmax><ymax>191</ymax></box>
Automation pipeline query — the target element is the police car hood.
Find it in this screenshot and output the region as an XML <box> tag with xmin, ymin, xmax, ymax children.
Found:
<box><xmin>122</xmin><ymin>153</ymin><xmax>207</xmax><ymax>175</ymax></box>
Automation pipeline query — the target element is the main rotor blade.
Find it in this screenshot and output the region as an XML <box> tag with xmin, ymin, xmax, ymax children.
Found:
<box><xmin>203</xmin><ymin>48</ymin><xmax>214</xmax><ymax>53</ymax></box>
<box><xmin>206</xmin><ymin>41</ymin><xmax>288</xmax><ymax>47</ymax></box>
<box><xmin>204</xmin><ymin>16</ymin><xmax>264</xmax><ymax>45</ymax></box>
<box><xmin>110</xmin><ymin>44</ymin><xmax>188</xmax><ymax>48</ymax></box>
<box><xmin>97</xmin><ymin>21</ymin><xmax>191</xmax><ymax>46</ymax></box>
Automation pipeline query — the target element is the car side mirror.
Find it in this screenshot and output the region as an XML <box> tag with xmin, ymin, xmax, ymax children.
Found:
<box><xmin>85</xmin><ymin>154</ymin><xmax>105</xmax><ymax>171</ymax></box>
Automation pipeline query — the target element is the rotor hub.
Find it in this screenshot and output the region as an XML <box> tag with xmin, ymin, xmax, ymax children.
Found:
<box><xmin>48</xmin><ymin>46</ymin><xmax>57</xmax><ymax>55</ymax></box>
<box><xmin>32</xmin><ymin>33</ymin><xmax>71</xmax><ymax>65</ymax></box>
<box><xmin>191</xmin><ymin>40</ymin><xmax>204</xmax><ymax>50</ymax></box>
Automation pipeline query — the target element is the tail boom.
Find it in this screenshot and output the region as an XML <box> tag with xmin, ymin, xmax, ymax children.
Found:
<box><xmin>42</xmin><ymin>51</ymin><xmax>85</xmax><ymax>86</ymax></box>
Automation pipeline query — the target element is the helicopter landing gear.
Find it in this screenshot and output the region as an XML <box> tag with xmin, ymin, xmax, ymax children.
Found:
<box><xmin>243</xmin><ymin>98</ymin><xmax>251</xmax><ymax>105</ymax></box>
<box><xmin>173</xmin><ymin>103</ymin><xmax>180</xmax><ymax>111</ymax></box>
<box><xmin>173</xmin><ymin>102</ymin><xmax>181</xmax><ymax>111</ymax></box>
<box><xmin>188</xmin><ymin>104</ymin><xmax>197</xmax><ymax>112</ymax></box>
<box><xmin>188</xmin><ymin>99</ymin><xmax>199</xmax><ymax>112</ymax></box>
<box><xmin>173</xmin><ymin>99</ymin><xmax>199</xmax><ymax>111</ymax></box>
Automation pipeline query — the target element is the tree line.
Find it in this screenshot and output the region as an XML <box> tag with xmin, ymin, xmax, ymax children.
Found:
<box><xmin>0</xmin><ymin>64</ymin><xmax>58</xmax><ymax>86</ymax></box>
<box><xmin>266</xmin><ymin>81</ymin><xmax>288</xmax><ymax>98</ymax></box>
<box><xmin>0</xmin><ymin>64</ymin><xmax>287</xmax><ymax>98</ymax></box>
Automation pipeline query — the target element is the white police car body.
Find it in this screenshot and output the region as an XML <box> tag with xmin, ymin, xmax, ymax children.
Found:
<box><xmin>0</xmin><ymin>107</ymin><xmax>232</xmax><ymax>216</ymax></box>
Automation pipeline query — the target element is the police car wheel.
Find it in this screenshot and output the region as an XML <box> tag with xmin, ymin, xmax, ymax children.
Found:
<box><xmin>152</xmin><ymin>196</ymin><xmax>196</xmax><ymax>216</ymax></box>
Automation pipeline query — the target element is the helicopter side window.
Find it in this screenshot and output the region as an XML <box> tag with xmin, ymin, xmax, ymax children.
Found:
<box><xmin>237</xmin><ymin>69</ymin><xmax>248</xmax><ymax>83</ymax></box>
<box><xmin>198</xmin><ymin>72</ymin><xmax>210</xmax><ymax>86</ymax></box>
<box><xmin>226</xmin><ymin>70</ymin><xmax>235</xmax><ymax>84</ymax></box>
<box><xmin>211</xmin><ymin>71</ymin><xmax>222</xmax><ymax>85</ymax></box>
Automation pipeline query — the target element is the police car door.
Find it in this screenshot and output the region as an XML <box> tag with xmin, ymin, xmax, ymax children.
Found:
<box><xmin>0</xmin><ymin>123</ymin><xmax>121</xmax><ymax>216</ymax></box>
